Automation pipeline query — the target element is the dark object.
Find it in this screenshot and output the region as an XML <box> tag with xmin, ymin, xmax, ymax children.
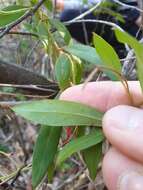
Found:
<box><xmin>0</xmin><ymin>60</ymin><xmax>52</xmax><ymax>85</ymax></box>
<box><xmin>0</xmin><ymin>61</ymin><xmax>59</xmax><ymax>97</ymax></box>
<box><xmin>60</xmin><ymin>1</ymin><xmax>141</xmax><ymax>57</ymax></box>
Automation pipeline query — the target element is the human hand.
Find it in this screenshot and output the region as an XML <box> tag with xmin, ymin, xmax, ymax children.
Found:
<box><xmin>60</xmin><ymin>81</ymin><xmax>143</xmax><ymax>190</ymax></box>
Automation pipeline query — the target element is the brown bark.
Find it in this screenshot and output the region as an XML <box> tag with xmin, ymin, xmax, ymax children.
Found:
<box><xmin>0</xmin><ymin>61</ymin><xmax>52</xmax><ymax>85</ymax></box>
<box><xmin>0</xmin><ymin>61</ymin><xmax>59</xmax><ymax>97</ymax></box>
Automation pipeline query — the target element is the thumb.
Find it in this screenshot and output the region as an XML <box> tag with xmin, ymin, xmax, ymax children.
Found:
<box><xmin>103</xmin><ymin>105</ymin><xmax>143</xmax><ymax>163</ymax></box>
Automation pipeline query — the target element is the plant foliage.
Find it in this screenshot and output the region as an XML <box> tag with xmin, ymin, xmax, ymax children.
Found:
<box><xmin>1</xmin><ymin>0</ymin><xmax>142</xmax><ymax>188</ymax></box>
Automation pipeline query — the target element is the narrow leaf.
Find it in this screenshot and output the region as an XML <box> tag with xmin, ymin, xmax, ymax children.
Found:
<box><xmin>47</xmin><ymin>162</ymin><xmax>55</xmax><ymax>183</ymax></box>
<box><xmin>65</xmin><ymin>43</ymin><xmax>103</xmax><ymax>65</ymax></box>
<box><xmin>71</xmin><ymin>56</ymin><xmax>83</xmax><ymax>84</ymax></box>
<box><xmin>12</xmin><ymin>100</ymin><xmax>103</xmax><ymax>127</ymax></box>
<box><xmin>50</xmin><ymin>19</ymin><xmax>71</xmax><ymax>45</ymax></box>
<box><xmin>32</xmin><ymin>126</ymin><xmax>62</xmax><ymax>189</ymax></box>
<box><xmin>82</xmin><ymin>143</ymin><xmax>102</xmax><ymax>180</ymax></box>
<box><xmin>65</xmin><ymin>43</ymin><xmax>121</xmax><ymax>80</ymax></box>
<box><xmin>93</xmin><ymin>33</ymin><xmax>121</xmax><ymax>80</ymax></box>
<box><xmin>56</xmin><ymin>129</ymin><xmax>104</xmax><ymax>165</ymax></box>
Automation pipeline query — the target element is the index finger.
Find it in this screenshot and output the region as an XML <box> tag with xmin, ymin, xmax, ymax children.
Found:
<box><xmin>60</xmin><ymin>81</ymin><xmax>142</xmax><ymax>112</ymax></box>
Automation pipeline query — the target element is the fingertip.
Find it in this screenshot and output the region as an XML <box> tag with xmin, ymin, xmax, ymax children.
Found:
<box><xmin>102</xmin><ymin>148</ymin><xmax>119</xmax><ymax>190</ymax></box>
<box><xmin>102</xmin><ymin>105</ymin><xmax>143</xmax><ymax>163</ymax></box>
<box><xmin>102</xmin><ymin>148</ymin><xmax>143</xmax><ymax>190</ymax></box>
<box><xmin>102</xmin><ymin>105</ymin><xmax>130</xmax><ymax>132</ymax></box>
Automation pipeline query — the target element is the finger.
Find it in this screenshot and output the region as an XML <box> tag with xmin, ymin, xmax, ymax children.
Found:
<box><xmin>60</xmin><ymin>81</ymin><xmax>142</xmax><ymax>112</ymax></box>
<box><xmin>103</xmin><ymin>105</ymin><xmax>143</xmax><ymax>164</ymax></box>
<box><xmin>103</xmin><ymin>148</ymin><xmax>143</xmax><ymax>190</ymax></box>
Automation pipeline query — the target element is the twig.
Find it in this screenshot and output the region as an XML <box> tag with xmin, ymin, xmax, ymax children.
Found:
<box><xmin>113</xmin><ymin>0</ymin><xmax>143</xmax><ymax>13</ymax></box>
<box><xmin>65</xmin><ymin>19</ymin><xmax>124</xmax><ymax>31</ymax></box>
<box><xmin>79</xmin><ymin>8</ymin><xmax>89</xmax><ymax>45</ymax></box>
<box><xmin>83</xmin><ymin>68</ymin><xmax>99</xmax><ymax>89</ymax></box>
<box><xmin>8</xmin><ymin>31</ymin><xmax>39</xmax><ymax>38</ymax></box>
<box><xmin>67</xmin><ymin>0</ymin><xmax>104</xmax><ymax>23</ymax></box>
<box><xmin>83</xmin><ymin>65</ymin><xmax>134</xmax><ymax>106</ymax></box>
<box><xmin>122</xmin><ymin>49</ymin><xmax>136</xmax><ymax>80</ymax></box>
<box><xmin>0</xmin><ymin>92</ymin><xmax>57</xmax><ymax>99</ymax></box>
<box><xmin>138</xmin><ymin>0</ymin><xmax>143</xmax><ymax>29</ymax></box>
<box><xmin>0</xmin><ymin>0</ymin><xmax>46</xmax><ymax>38</ymax></box>
<box><xmin>120</xmin><ymin>56</ymin><xmax>136</xmax><ymax>62</ymax></box>
<box><xmin>0</xmin><ymin>101</ymin><xmax>33</xmax><ymax>109</ymax></box>
<box><xmin>24</xmin><ymin>40</ymin><xmax>40</xmax><ymax>66</ymax></box>
<box><xmin>69</xmin><ymin>0</ymin><xmax>104</xmax><ymax>45</ymax></box>
<box><xmin>53</xmin><ymin>0</ymin><xmax>58</xmax><ymax>18</ymax></box>
<box><xmin>0</xmin><ymin>83</ymin><xmax>58</xmax><ymax>93</ymax></box>
<box><xmin>10</xmin><ymin>166</ymin><xmax>25</xmax><ymax>187</ymax></box>
<box><xmin>0</xmin><ymin>164</ymin><xmax>31</xmax><ymax>186</ymax></box>
<box><xmin>55</xmin><ymin>167</ymin><xmax>86</xmax><ymax>190</ymax></box>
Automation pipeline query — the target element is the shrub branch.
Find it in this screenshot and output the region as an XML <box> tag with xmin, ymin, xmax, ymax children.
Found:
<box><xmin>0</xmin><ymin>0</ymin><xmax>47</xmax><ymax>39</ymax></box>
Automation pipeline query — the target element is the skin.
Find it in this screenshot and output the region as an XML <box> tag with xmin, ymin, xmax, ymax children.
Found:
<box><xmin>60</xmin><ymin>81</ymin><xmax>143</xmax><ymax>190</ymax></box>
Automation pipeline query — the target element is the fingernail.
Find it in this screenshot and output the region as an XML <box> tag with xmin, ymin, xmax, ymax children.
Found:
<box><xmin>104</xmin><ymin>105</ymin><xmax>143</xmax><ymax>131</ymax></box>
<box><xmin>118</xmin><ymin>171</ymin><xmax>143</xmax><ymax>190</ymax></box>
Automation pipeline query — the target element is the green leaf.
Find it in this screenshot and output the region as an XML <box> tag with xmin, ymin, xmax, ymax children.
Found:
<box><xmin>30</xmin><ymin>0</ymin><xmax>38</xmax><ymax>5</ymax></box>
<box><xmin>65</xmin><ymin>43</ymin><xmax>103</xmax><ymax>66</ymax></box>
<box><xmin>65</xmin><ymin>43</ymin><xmax>120</xmax><ymax>80</ymax></box>
<box><xmin>56</xmin><ymin>129</ymin><xmax>104</xmax><ymax>165</ymax></box>
<box><xmin>93</xmin><ymin>33</ymin><xmax>121</xmax><ymax>80</ymax></box>
<box><xmin>0</xmin><ymin>144</ymin><xmax>9</xmax><ymax>153</ymax></box>
<box><xmin>50</xmin><ymin>19</ymin><xmax>72</xmax><ymax>45</ymax></box>
<box><xmin>16</xmin><ymin>0</ymin><xmax>31</xmax><ymax>6</ymax></box>
<box><xmin>115</xmin><ymin>29</ymin><xmax>143</xmax><ymax>91</ymax></box>
<box><xmin>32</xmin><ymin>125</ymin><xmax>62</xmax><ymax>189</ymax></box>
<box><xmin>44</xmin><ymin>1</ymin><xmax>53</xmax><ymax>11</ymax></box>
<box><xmin>47</xmin><ymin>162</ymin><xmax>55</xmax><ymax>183</ymax></box>
<box><xmin>71</xmin><ymin>56</ymin><xmax>83</xmax><ymax>84</ymax></box>
<box><xmin>0</xmin><ymin>5</ymin><xmax>30</xmax><ymax>27</ymax></box>
<box><xmin>12</xmin><ymin>100</ymin><xmax>103</xmax><ymax>127</ymax></box>
<box><xmin>36</xmin><ymin>21</ymin><xmax>49</xmax><ymax>39</ymax></box>
<box><xmin>76</xmin><ymin>127</ymin><xmax>102</xmax><ymax>180</ymax></box>
<box><xmin>55</xmin><ymin>53</ymin><xmax>72</xmax><ymax>90</ymax></box>
<box><xmin>82</xmin><ymin>143</ymin><xmax>102</xmax><ymax>180</ymax></box>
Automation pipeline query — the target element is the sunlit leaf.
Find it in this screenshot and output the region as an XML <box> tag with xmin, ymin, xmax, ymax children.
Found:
<box><xmin>93</xmin><ymin>33</ymin><xmax>121</xmax><ymax>80</ymax></box>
